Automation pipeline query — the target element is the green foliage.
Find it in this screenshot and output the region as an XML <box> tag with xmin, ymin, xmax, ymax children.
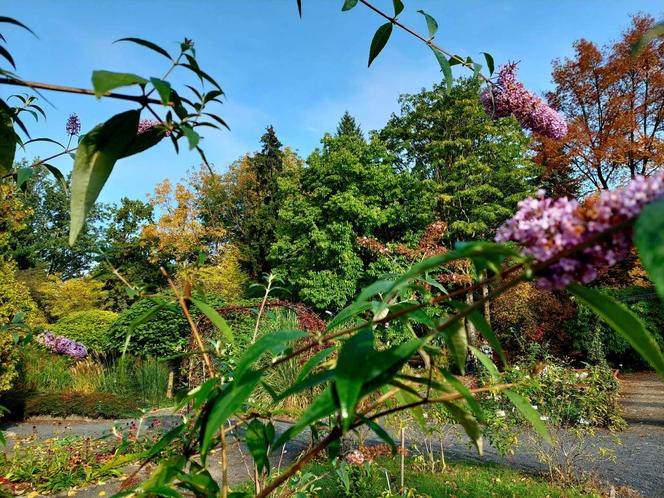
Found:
<box><xmin>380</xmin><ymin>78</ymin><xmax>537</xmax><ymax>242</ymax></box>
<box><xmin>107</xmin><ymin>295</ymin><xmax>226</xmax><ymax>358</ymax></box>
<box><xmin>290</xmin><ymin>458</ymin><xmax>598</xmax><ymax>498</ymax></box>
<box><xmin>38</xmin><ymin>274</ymin><xmax>109</xmax><ymax>321</ymax></box>
<box><xmin>0</xmin><ymin>258</ymin><xmax>44</xmax><ymax>327</ymax></box>
<box><xmin>15</xmin><ymin>344</ymin><xmax>73</xmax><ymax>393</ymax></box>
<box><xmin>273</xmin><ymin>117</ymin><xmax>436</xmax><ymax>310</ymax></box>
<box><xmin>0</xmin><ymin>328</ymin><xmax>17</xmax><ymax>394</ymax></box>
<box><xmin>8</xmin><ymin>391</ymin><xmax>139</xmax><ymax>419</ymax></box>
<box><xmin>481</xmin><ymin>360</ymin><xmax>624</xmax><ymax>430</ymax></box>
<box><xmin>51</xmin><ymin>309</ymin><xmax>118</xmax><ymax>353</ymax></box>
<box><xmin>635</xmin><ymin>197</ymin><xmax>664</xmax><ymax>303</ymax></box>
<box><xmin>566</xmin><ymin>287</ymin><xmax>664</xmax><ymax>369</ymax></box>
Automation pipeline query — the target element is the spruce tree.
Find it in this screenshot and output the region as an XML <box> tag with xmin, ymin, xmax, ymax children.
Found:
<box><xmin>335</xmin><ymin>111</ymin><xmax>363</xmax><ymax>140</ymax></box>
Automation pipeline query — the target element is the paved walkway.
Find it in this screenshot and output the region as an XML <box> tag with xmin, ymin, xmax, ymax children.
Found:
<box><xmin>2</xmin><ymin>372</ymin><xmax>663</xmax><ymax>497</ymax></box>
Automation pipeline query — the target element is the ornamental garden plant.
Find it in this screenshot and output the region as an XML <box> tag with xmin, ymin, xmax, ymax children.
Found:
<box><xmin>1</xmin><ymin>2</ymin><xmax>664</xmax><ymax>497</ymax></box>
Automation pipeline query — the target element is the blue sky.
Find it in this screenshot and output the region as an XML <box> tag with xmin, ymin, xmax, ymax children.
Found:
<box><xmin>3</xmin><ymin>0</ymin><xmax>662</xmax><ymax>204</ymax></box>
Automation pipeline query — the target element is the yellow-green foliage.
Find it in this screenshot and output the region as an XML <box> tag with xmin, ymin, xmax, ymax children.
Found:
<box><xmin>176</xmin><ymin>246</ymin><xmax>247</xmax><ymax>300</ymax></box>
<box><xmin>0</xmin><ymin>259</ymin><xmax>45</xmax><ymax>326</ymax></box>
<box><xmin>0</xmin><ymin>259</ymin><xmax>45</xmax><ymax>393</ymax></box>
<box><xmin>39</xmin><ymin>274</ymin><xmax>108</xmax><ymax>320</ymax></box>
<box><xmin>51</xmin><ymin>310</ymin><xmax>118</xmax><ymax>353</ymax></box>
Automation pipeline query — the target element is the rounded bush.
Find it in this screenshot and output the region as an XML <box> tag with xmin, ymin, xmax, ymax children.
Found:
<box><xmin>52</xmin><ymin>310</ymin><xmax>118</xmax><ymax>354</ymax></box>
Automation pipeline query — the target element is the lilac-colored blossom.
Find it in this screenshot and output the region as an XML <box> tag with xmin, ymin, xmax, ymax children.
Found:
<box><xmin>38</xmin><ymin>332</ymin><xmax>88</xmax><ymax>359</ymax></box>
<box><xmin>66</xmin><ymin>113</ymin><xmax>81</xmax><ymax>136</ymax></box>
<box><xmin>481</xmin><ymin>63</ymin><xmax>567</xmax><ymax>140</ymax></box>
<box><xmin>496</xmin><ymin>171</ymin><xmax>664</xmax><ymax>288</ymax></box>
<box><xmin>138</xmin><ymin>119</ymin><xmax>171</xmax><ymax>136</ymax></box>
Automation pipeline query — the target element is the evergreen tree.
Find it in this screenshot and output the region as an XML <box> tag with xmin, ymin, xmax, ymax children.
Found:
<box><xmin>335</xmin><ymin>111</ymin><xmax>363</xmax><ymax>140</ymax></box>
<box><xmin>380</xmin><ymin>78</ymin><xmax>538</xmax><ymax>242</ymax></box>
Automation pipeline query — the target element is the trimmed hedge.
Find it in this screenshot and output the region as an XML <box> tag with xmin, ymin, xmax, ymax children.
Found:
<box><xmin>1</xmin><ymin>391</ymin><xmax>139</xmax><ymax>420</ymax></box>
<box><xmin>52</xmin><ymin>309</ymin><xmax>118</xmax><ymax>353</ymax></box>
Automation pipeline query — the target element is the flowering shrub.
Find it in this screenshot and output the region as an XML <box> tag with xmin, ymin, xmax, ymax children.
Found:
<box><xmin>481</xmin><ymin>63</ymin><xmax>568</xmax><ymax>139</ymax></box>
<box><xmin>37</xmin><ymin>332</ymin><xmax>88</xmax><ymax>359</ymax></box>
<box><xmin>496</xmin><ymin>172</ymin><xmax>664</xmax><ymax>288</ymax></box>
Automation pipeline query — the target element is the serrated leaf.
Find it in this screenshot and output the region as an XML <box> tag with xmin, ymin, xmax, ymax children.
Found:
<box><xmin>568</xmin><ymin>283</ymin><xmax>664</xmax><ymax>378</ymax></box>
<box><xmin>69</xmin><ymin>110</ymin><xmax>139</xmax><ymax>245</ymax></box>
<box><xmin>481</xmin><ymin>52</ymin><xmax>495</xmax><ymax>75</ymax></box>
<box><xmin>115</xmin><ymin>37</ymin><xmax>173</xmax><ymax>60</ymax></box>
<box><xmin>417</xmin><ymin>10</ymin><xmax>438</xmax><ymax>38</ymax></box>
<box><xmin>190</xmin><ymin>297</ymin><xmax>234</xmax><ymax>345</ymax></box>
<box><xmin>368</xmin><ymin>23</ymin><xmax>393</xmax><ymax>67</ymax></box>
<box><xmin>336</xmin><ymin>328</ymin><xmax>374</xmax><ymax>431</ymax></box>
<box><xmin>342</xmin><ymin>0</ymin><xmax>359</xmax><ymax>11</ymax></box>
<box><xmin>91</xmin><ymin>70</ymin><xmax>148</xmax><ymax>97</ymax></box>
<box><xmin>150</xmin><ymin>77</ymin><xmax>172</xmax><ymax>105</ymax></box>
<box><xmin>635</xmin><ymin>198</ymin><xmax>664</xmax><ymax>305</ymax></box>
<box><xmin>505</xmin><ymin>389</ymin><xmax>551</xmax><ymax>444</ymax></box>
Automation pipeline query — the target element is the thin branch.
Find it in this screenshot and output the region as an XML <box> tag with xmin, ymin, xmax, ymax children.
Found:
<box><xmin>0</xmin><ymin>77</ymin><xmax>164</xmax><ymax>106</ymax></box>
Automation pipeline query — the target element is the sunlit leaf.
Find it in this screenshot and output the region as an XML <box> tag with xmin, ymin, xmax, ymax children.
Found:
<box><xmin>336</xmin><ymin>328</ymin><xmax>374</xmax><ymax>431</ymax></box>
<box><xmin>368</xmin><ymin>23</ymin><xmax>393</xmax><ymax>67</ymax></box>
<box><xmin>417</xmin><ymin>9</ymin><xmax>438</xmax><ymax>38</ymax></box>
<box><xmin>150</xmin><ymin>77</ymin><xmax>172</xmax><ymax>105</ymax></box>
<box><xmin>190</xmin><ymin>298</ymin><xmax>234</xmax><ymax>345</ymax></box>
<box><xmin>442</xmin><ymin>320</ymin><xmax>467</xmax><ymax>374</ymax></box>
<box><xmin>91</xmin><ymin>70</ymin><xmax>148</xmax><ymax>97</ymax></box>
<box><xmin>481</xmin><ymin>52</ymin><xmax>495</xmax><ymax>75</ymax></box>
<box><xmin>505</xmin><ymin>389</ymin><xmax>551</xmax><ymax>444</ymax></box>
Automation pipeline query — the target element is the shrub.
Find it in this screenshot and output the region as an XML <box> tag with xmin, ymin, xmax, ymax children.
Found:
<box><xmin>0</xmin><ymin>330</ymin><xmax>17</xmax><ymax>394</ymax></box>
<box><xmin>24</xmin><ymin>392</ymin><xmax>139</xmax><ymax>419</ymax></box>
<box><xmin>175</xmin><ymin>246</ymin><xmax>247</xmax><ymax>300</ymax></box>
<box><xmin>51</xmin><ymin>309</ymin><xmax>118</xmax><ymax>353</ymax></box>
<box><xmin>481</xmin><ymin>359</ymin><xmax>624</xmax><ymax>429</ymax></box>
<box><xmin>565</xmin><ymin>287</ymin><xmax>664</xmax><ymax>368</ymax></box>
<box><xmin>0</xmin><ymin>259</ymin><xmax>45</xmax><ymax>326</ymax></box>
<box><xmin>38</xmin><ymin>275</ymin><xmax>109</xmax><ymax>321</ymax></box>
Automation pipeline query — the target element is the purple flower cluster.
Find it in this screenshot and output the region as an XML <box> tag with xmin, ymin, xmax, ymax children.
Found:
<box><xmin>496</xmin><ymin>171</ymin><xmax>664</xmax><ymax>288</ymax></box>
<box><xmin>481</xmin><ymin>63</ymin><xmax>567</xmax><ymax>140</ymax></box>
<box><xmin>65</xmin><ymin>113</ymin><xmax>81</xmax><ymax>136</ymax></box>
<box><xmin>38</xmin><ymin>332</ymin><xmax>88</xmax><ymax>359</ymax></box>
<box><xmin>138</xmin><ymin>119</ymin><xmax>171</xmax><ymax>136</ymax></box>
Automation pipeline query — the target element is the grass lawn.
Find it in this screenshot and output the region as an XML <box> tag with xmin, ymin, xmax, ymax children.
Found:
<box><xmin>289</xmin><ymin>458</ymin><xmax>601</xmax><ymax>498</ymax></box>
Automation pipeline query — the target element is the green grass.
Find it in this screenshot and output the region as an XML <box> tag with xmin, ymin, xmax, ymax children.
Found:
<box><xmin>287</xmin><ymin>458</ymin><xmax>600</xmax><ymax>498</ymax></box>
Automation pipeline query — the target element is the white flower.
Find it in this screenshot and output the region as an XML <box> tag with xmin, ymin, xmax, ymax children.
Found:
<box><xmin>540</xmin><ymin>415</ymin><xmax>549</xmax><ymax>421</ymax></box>
<box><xmin>579</xmin><ymin>417</ymin><xmax>590</xmax><ymax>425</ymax></box>
<box><xmin>531</xmin><ymin>405</ymin><xmax>538</xmax><ymax>410</ymax></box>
<box><xmin>495</xmin><ymin>410</ymin><xmax>506</xmax><ymax>418</ymax></box>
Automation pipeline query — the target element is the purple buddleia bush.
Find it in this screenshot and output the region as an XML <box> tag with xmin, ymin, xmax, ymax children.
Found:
<box><xmin>496</xmin><ymin>171</ymin><xmax>664</xmax><ymax>288</ymax></box>
<box><xmin>481</xmin><ymin>63</ymin><xmax>567</xmax><ymax>140</ymax></box>
<box><xmin>37</xmin><ymin>332</ymin><xmax>88</xmax><ymax>359</ymax></box>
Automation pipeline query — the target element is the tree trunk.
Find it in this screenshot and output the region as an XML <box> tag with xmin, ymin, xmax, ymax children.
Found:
<box><xmin>482</xmin><ymin>281</ymin><xmax>491</xmax><ymax>327</ymax></box>
<box><xmin>465</xmin><ymin>290</ymin><xmax>479</xmax><ymax>347</ymax></box>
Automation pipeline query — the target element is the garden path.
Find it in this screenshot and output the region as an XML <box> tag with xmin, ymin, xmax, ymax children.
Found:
<box><xmin>2</xmin><ymin>372</ymin><xmax>662</xmax><ymax>497</ymax></box>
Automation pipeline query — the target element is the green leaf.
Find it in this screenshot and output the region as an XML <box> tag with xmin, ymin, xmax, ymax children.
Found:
<box><xmin>356</xmin><ymin>279</ymin><xmax>395</xmax><ymax>303</ymax></box>
<box><xmin>200</xmin><ymin>371</ymin><xmax>262</xmax><ymax>459</ymax></box>
<box><xmin>0</xmin><ymin>16</ymin><xmax>37</xmax><ymax>36</ymax></box>
<box><xmin>69</xmin><ymin>110</ymin><xmax>139</xmax><ymax>245</ymax></box>
<box><xmin>368</xmin><ymin>23</ymin><xmax>393</xmax><ymax>67</ymax></box>
<box><xmin>115</xmin><ymin>37</ymin><xmax>173</xmax><ymax>60</ymax></box>
<box><xmin>150</xmin><ymin>77</ymin><xmax>172</xmax><ymax>105</ymax></box>
<box><xmin>181</xmin><ymin>124</ymin><xmax>200</xmax><ymax>150</ymax></box>
<box><xmin>326</xmin><ymin>301</ymin><xmax>372</xmax><ymax>331</ymax></box>
<box><xmin>442</xmin><ymin>320</ymin><xmax>467</xmax><ymax>374</ymax></box>
<box><xmin>392</xmin><ymin>0</ymin><xmax>404</xmax><ymax>16</ymax></box>
<box><xmin>16</xmin><ymin>167</ymin><xmax>32</xmax><ymax>189</ymax></box>
<box><xmin>438</xmin><ymin>368</ymin><xmax>483</xmax><ymax>420</ymax></box>
<box><xmin>272</xmin><ymin>387</ymin><xmax>337</xmax><ymax>449</ymax></box>
<box><xmin>417</xmin><ymin>10</ymin><xmax>438</xmax><ymax>38</ymax></box>
<box><xmin>0</xmin><ymin>107</ymin><xmax>16</xmax><ymax>176</ymax></box>
<box><xmin>631</xmin><ymin>22</ymin><xmax>664</xmax><ymax>56</ymax></box>
<box><xmin>336</xmin><ymin>328</ymin><xmax>374</xmax><ymax>431</ymax></box>
<box><xmin>190</xmin><ymin>297</ymin><xmax>234</xmax><ymax>345</ymax></box>
<box><xmin>143</xmin><ymin>423</ymin><xmax>185</xmax><ymax>459</ymax></box>
<box><xmin>275</xmin><ymin>369</ymin><xmax>334</xmax><ymax>402</ymax></box>
<box><xmin>246</xmin><ymin>420</ymin><xmax>275</xmax><ymax>475</ymax></box>
<box><xmin>342</xmin><ymin>0</ymin><xmax>359</xmax><ymax>11</ymax></box>
<box><xmin>450</xmin><ymin>301</ymin><xmax>506</xmax><ymax>366</ymax></box>
<box><xmin>442</xmin><ymin>400</ymin><xmax>483</xmax><ymax>454</ymax></box>
<box><xmin>359</xmin><ymin>415</ymin><xmax>396</xmax><ymax>454</ymax></box>
<box><xmin>432</xmin><ymin>49</ymin><xmax>453</xmax><ymax>90</ymax></box>
<box><xmin>294</xmin><ymin>347</ymin><xmax>335</xmax><ymax>384</ymax></box>
<box><xmin>235</xmin><ymin>330</ymin><xmax>308</xmax><ymax>379</ymax></box>
<box><xmin>568</xmin><ymin>283</ymin><xmax>664</xmax><ymax>378</ymax></box>
<box><xmin>635</xmin><ymin>198</ymin><xmax>664</xmax><ymax>305</ymax></box>
<box><xmin>91</xmin><ymin>70</ymin><xmax>148</xmax><ymax>97</ymax></box>
<box><xmin>119</xmin><ymin>126</ymin><xmax>167</xmax><ymax>158</ymax></box>
<box><xmin>469</xmin><ymin>345</ymin><xmax>499</xmax><ymax>382</ymax></box>
<box><xmin>481</xmin><ymin>52</ymin><xmax>495</xmax><ymax>75</ymax></box>
<box><xmin>505</xmin><ymin>389</ymin><xmax>551</xmax><ymax>444</ymax></box>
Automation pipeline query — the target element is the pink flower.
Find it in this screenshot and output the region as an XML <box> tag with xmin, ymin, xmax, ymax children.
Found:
<box><xmin>481</xmin><ymin>63</ymin><xmax>567</xmax><ymax>140</ymax></box>
<box><xmin>66</xmin><ymin>113</ymin><xmax>81</xmax><ymax>135</ymax></box>
<box><xmin>138</xmin><ymin>119</ymin><xmax>171</xmax><ymax>136</ymax></box>
<box><xmin>496</xmin><ymin>172</ymin><xmax>664</xmax><ymax>288</ymax></box>
<box><xmin>344</xmin><ymin>449</ymin><xmax>365</xmax><ymax>465</ymax></box>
